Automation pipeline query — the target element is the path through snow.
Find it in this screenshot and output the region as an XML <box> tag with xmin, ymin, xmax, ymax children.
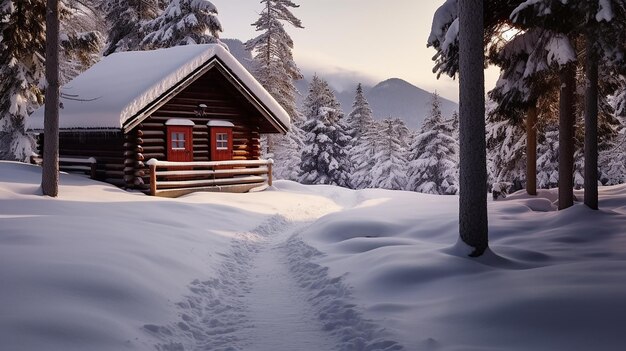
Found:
<box><xmin>145</xmin><ymin>206</ymin><xmax>403</xmax><ymax>350</ymax></box>
<box><xmin>241</xmin><ymin>218</ymin><xmax>336</xmax><ymax>350</ymax></box>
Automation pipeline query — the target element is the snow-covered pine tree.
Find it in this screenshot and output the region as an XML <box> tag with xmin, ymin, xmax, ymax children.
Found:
<box><xmin>60</xmin><ymin>0</ymin><xmax>103</xmax><ymax>82</ymax></box>
<box><xmin>100</xmin><ymin>0</ymin><xmax>161</xmax><ymax>55</ymax></box>
<box><xmin>449</xmin><ymin>110</ymin><xmax>459</xmax><ymax>140</ymax></box>
<box><xmin>406</xmin><ymin>93</ymin><xmax>458</xmax><ymax>194</ymax></box>
<box><xmin>299</xmin><ymin>75</ymin><xmax>351</xmax><ymax>187</ymax></box>
<box><xmin>485</xmin><ymin>99</ymin><xmax>527</xmax><ymax>191</ymax></box>
<box><xmin>141</xmin><ymin>0</ymin><xmax>222</xmax><ymax>49</ymax></box>
<box><xmin>0</xmin><ymin>0</ymin><xmax>47</xmax><ymax>161</ymax></box>
<box><xmin>346</xmin><ymin>83</ymin><xmax>376</xmax><ymax>188</ymax></box>
<box><xmin>370</xmin><ymin>118</ymin><xmax>408</xmax><ymax>191</ymax></box>
<box><xmin>350</xmin><ymin>119</ymin><xmax>381</xmax><ymax>189</ymax></box>
<box><xmin>245</xmin><ymin>0</ymin><xmax>304</xmax><ymax>180</ymax></box>
<box><xmin>600</xmin><ymin>128</ymin><xmax>626</xmax><ymax>185</ymax></box>
<box><xmin>536</xmin><ymin>122</ymin><xmax>560</xmax><ymax>189</ymax></box>
<box><xmin>600</xmin><ymin>84</ymin><xmax>626</xmax><ymax>185</ymax></box>
<box><xmin>346</xmin><ymin>83</ymin><xmax>374</xmax><ymax>139</ymax></box>
<box><xmin>511</xmin><ymin>0</ymin><xmax>626</xmax><ymax>209</ymax></box>
<box><xmin>394</xmin><ymin>116</ymin><xmax>412</xmax><ymax>147</ymax></box>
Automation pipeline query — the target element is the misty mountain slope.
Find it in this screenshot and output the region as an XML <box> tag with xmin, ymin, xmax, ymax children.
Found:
<box><xmin>302</xmin><ymin>77</ymin><xmax>458</xmax><ymax>130</ymax></box>
<box><xmin>225</xmin><ymin>38</ymin><xmax>458</xmax><ymax>130</ymax></box>
<box><xmin>363</xmin><ymin>78</ymin><xmax>458</xmax><ymax>129</ymax></box>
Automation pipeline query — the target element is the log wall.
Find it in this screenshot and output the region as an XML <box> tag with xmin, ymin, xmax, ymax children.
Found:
<box><xmin>37</xmin><ymin>131</ymin><xmax>126</xmax><ymax>186</ymax></box>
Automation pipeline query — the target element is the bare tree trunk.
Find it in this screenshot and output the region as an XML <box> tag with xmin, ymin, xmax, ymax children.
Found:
<box><xmin>584</xmin><ymin>35</ymin><xmax>599</xmax><ymax>210</ymax></box>
<box><xmin>42</xmin><ymin>0</ymin><xmax>60</xmax><ymax>197</ymax></box>
<box><xmin>558</xmin><ymin>63</ymin><xmax>576</xmax><ymax>210</ymax></box>
<box><xmin>458</xmin><ymin>0</ymin><xmax>488</xmax><ymax>257</ymax></box>
<box><xmin>526</xmin><ymin>106</ymin><xmax>537</xmax><ymax>195</ymax></box>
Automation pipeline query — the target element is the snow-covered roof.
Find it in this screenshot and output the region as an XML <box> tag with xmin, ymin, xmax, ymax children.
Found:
<box><xmin>29</xmin><ymin>44</ymin><xmax>290</xmax><ymax>132</ymax></box>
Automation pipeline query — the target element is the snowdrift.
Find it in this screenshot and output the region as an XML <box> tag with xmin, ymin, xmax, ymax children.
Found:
<box><xmin>1</xmin><ymin>161</ymin><xmax>625</xmax><ymax>351</ymax></box>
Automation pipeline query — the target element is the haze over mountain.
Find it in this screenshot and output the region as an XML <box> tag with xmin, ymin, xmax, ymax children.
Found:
<box><xmin>223</xmin><ymin>39</ymin><xmax>458</xmax><ymax>130</ymax></box>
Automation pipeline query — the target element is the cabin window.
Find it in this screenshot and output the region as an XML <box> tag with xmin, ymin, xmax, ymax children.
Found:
<box><xmin>170</xmin><ymin>132</ymin><xmax>186</xmax><ymax>150</ymax></box>
<box><xmin>216</xmin><ymin>133</ymin><xmax>229</xmax><ymax>150</ymax></box>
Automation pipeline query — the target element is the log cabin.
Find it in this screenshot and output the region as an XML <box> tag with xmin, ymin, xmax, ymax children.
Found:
<box><xmin>29</xmin><ymin>44</ymin><xmax>290</xmax><ymax>196</ymax></box>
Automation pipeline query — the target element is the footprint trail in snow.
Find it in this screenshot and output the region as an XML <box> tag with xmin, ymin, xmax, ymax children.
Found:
<box><xmin>145</xmin><ymin>214</ymin><xmax>403</xmax><ymax>351</ymax></box>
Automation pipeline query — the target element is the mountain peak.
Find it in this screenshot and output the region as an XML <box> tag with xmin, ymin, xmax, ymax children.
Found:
<box><xmin>372</xmin><ymin>78</ymin><xmax>430</xmax><ymax>95</ymax></box>
<box><xmin>362</xmin><ymin>78</ymin><xmax>458</xmax><ymax>129</ymax></box>
<box><xmin>375</xmin><ymin>77</ymin><xmax>411</xmax><ymax>87</ymax></box>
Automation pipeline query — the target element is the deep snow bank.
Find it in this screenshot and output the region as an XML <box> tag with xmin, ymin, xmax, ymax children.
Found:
<box><xmin>297</xmin><ymin>186</ymin><xmax>626</xmax><ymax>351</ymax></box>
<box><xmin>1</xmin><ymin>161</ymin><xmax>625</xmax><ymax>351</ymax></box>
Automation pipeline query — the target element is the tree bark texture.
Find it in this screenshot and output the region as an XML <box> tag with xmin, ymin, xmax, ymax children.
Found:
<box><xmin>558</xmin><ymin>63</ymin><xmax>576</xmax><ymax>210</ymax></box>
<box><xmin>584</xmin><ymin>36</ymin><xmax>599</xmax><ymax>210</ymax></box>
<box><xmin>458</xmin><ymin>0</ymin><xmax>488</xmax><ymax>256</ymax></box>
<box><xmin>526</xmin><ymin>106</ymin><xmax>537</xmax><ymax>196</ymax></box>
<box><xmin>42</xmin><ymin>0</ymin><xmax>60</xmax><ymax>197</ymax></box>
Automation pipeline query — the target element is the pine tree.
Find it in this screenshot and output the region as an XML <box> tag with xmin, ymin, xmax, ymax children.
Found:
<box><xmin>536</xmin><ymin>122</ymin><xmax>560</xmax><ymax>189</ymax></box>
<box><xmin>600</xmin><ymin>130</ymin><xmax>626</xmax><ymax>185</ymax></box>
<box><xmin>407</xmin><ymin>93</ymin><xmax>459</xmax><ymax>194</ymax></box>
<box><xmin>458</xmin><ymin>0</ymin><xmax>488</xmax><ymax>256</ymax></box>
<box><xmin>0</xmin><ymin>0</ymin><xmax>47</xmax><ymax>161</ymax></box>
<box><xmin>245</xmin><ymin>0</ymin><xmax>304</xmax><ymax>180</ymax></box>
<box><xmin>100</xmin><ymin>0</ymin><xmax>161</xmax><ymax>55</ymax></box>
<box><xmin>299</xmin><ymin>75</ymin><xmax>351</xmax><ymax>187</ymax></box>
<box><xmin>60</xmin><ymin>0</ymin><xmax>103</xmax><ymax>81</ymax></box>
<box><xmin>370</xmin><ymin>119</ymin><xmax>408</xmax><ymax>190</ymax></box>
<box><xmin>141</xmin><ymin>0</ymin><xmax>222</xmax><ymax>49</ymax></box>
<box><xmin>346</xmin><ymin>83</ymin><xmax>374</xmax><ymax>139</ymax></box>
<box><xmin>600</xmin><ymin>84</ymin><xmax>626</xmax><ymax>185</ymax></box>
<box><xmin>350</xmin><ymin>120</ymin><xmax>380</xmax><ymax>189</ymax></box>
<box><xmin>346</xmin><ymin>83</ymin><xmax>375</xmax><ymax>188</ymax></box>
<box><xmin>42</xmin><ymin>0</ymin><xmax>61</xmax><ymax>197</ymax></box>
<box><xmin>485</xmin><ymin>98</ymin><xmax>527</xmax><ymax>190</ymax></box>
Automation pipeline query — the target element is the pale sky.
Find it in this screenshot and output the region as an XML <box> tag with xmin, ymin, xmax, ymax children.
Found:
<box><xmin>215</xmin><ymin>0</ymin><xmax>500</xmax><ymax>102</ymax></box>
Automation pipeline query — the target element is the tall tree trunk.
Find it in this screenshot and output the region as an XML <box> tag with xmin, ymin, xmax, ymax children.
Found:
<box><xmin>558</xmin><ymin>63</ymin><xmax>576</xmax><ymax>210</ymax></box>
<box><xmin>42</xmin><ymin>0</ymin><xmax>60</xmax><ymax>197</ymax></box>
<box><xmin>584</xmin><ymin>35</ymin><xmax>599</xmax><ymax>210</ymax></box>
<box><xmin>458</xmin><ymin>0</ymin><xmax>488</xmax><ymax>256</ymax></box>
<box><xmin>526</xmin><ymin>106</ymin><xmax>537</xmax><ymax>195</ymax></box>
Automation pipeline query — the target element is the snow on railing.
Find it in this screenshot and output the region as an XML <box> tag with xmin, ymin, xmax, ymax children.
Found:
<box><xmin>147</xmin><ymin>158</ymin><xmax>274</xmax><ymax>196</ymax></box>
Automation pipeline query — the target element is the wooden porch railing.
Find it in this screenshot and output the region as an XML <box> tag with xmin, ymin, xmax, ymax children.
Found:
<box><xmin>31</xmin><ymin>155</ymin><xmax>97</xmax><ymax>179</ymax></box>
<box><xmin>146</xmin><ymin>158</ymin><xmax>273</xmax><ymax>197</ymax></box>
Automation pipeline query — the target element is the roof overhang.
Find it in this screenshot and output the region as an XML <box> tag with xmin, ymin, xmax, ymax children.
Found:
<box><xmin>121</xmin><ymin>58</ymin><xmax>289</xmax><ymax>135</ymax></box>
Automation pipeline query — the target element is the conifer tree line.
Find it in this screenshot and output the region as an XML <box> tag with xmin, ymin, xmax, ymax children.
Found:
<box><xmin>297</xmin><ymin>77</ymin><xmax>462</xmax><ymax>194</ymax></box>
<box><xmin>3</xmin><ymin>0</ymin><xmax>623</xmax><ymax>202</ymax></box>
<box><xmin>429</xmin><ymin>0</ymin><xmax>626</xmax><ymax>210</ymax></box>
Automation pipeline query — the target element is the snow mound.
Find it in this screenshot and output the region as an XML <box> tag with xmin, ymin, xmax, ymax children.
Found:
<box><xmin>2</xmin><ymin>161</ymin><xmax>626</xmax><ymax>351</ymax></box>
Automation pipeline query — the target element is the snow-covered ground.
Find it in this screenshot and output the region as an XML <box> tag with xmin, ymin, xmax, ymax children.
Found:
<box><xmin>1</xmin><ymin>161</ymin><xmax>625</xmax><ymax>351</ymax></box>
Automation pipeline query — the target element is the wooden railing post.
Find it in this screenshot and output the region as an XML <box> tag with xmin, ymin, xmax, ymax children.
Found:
<box><xmin>267</xmin><ymin>159</ymin><xmax>273</xmax><ymax>187</ymax></box>
<box><xmin>149</xmin><ymin>163</ymin><xmax>157</xmax><ymax>196</ymax></box>
<box><xmin>89</xmin><ymin>163</ymin><xmax>96</xmax><ymax>179</ymax></box>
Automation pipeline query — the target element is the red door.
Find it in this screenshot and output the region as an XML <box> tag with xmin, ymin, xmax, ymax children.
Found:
<box><xmin>210</xmin><ymin>127</ymin><xmax>233</xmax><ymax>161</ymax></box>
<box><xmin>167</xmin><ymin>126</ymin><xmax>193</xmax><ymax>161</ymax></box>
